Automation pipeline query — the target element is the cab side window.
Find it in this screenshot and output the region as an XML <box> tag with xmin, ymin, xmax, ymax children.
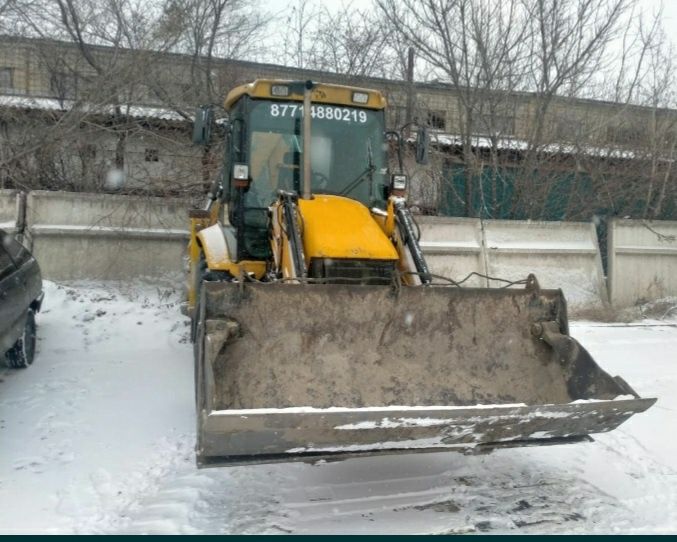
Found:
<box><xmin>0</xmin><ymin>234</ymin><xmax>17</xmax><ymax>281</ymax></box>
<box><xmin>1</xmin><ymin>232</ymin><xmax>30</xmax><ymax>268</ymax></box>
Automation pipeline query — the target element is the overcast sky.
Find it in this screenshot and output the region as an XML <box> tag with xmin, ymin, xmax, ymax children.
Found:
<box><xmin>261</xmin><ymin>0</ymin><xmax>677</xmax><ymax>55</ymax></box>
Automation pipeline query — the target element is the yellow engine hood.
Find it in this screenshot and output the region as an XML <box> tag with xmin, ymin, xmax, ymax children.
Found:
<box><xmin>297</xmin><ymin>195</ymin><xmax>398</xmax><ymax>262</ymax></box>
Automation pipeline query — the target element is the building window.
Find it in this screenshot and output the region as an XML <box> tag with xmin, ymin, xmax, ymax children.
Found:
<box><xmin>606</xmin><ymin>125</ymin><xmax>645</xmax><ymax>145</ymax></box>
<box><xmin>0</xmin><ymin>67</ymin><xmax>14</xmax><ymax>90</ymax></box>
<box><xmin>145</xmin><ymin>148</ymin><xmax>159</xmax><ymax>162</ymax></box>
<box><xmin>426</xmin><ymin>110</ymin><xmax>446</xmax><ymax>130</ymax></box>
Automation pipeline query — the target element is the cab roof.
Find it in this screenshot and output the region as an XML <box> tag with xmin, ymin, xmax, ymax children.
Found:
<box><xmin>224</xmin><ymin>79</ymin><xmax>387</xmax><ymax>111</ymax></box>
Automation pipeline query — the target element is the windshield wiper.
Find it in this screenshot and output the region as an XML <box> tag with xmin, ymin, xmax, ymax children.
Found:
<box><xmin>339</xmin><ymin>140</ymin><xmax>374</xmax><ymax>196</ymax></box>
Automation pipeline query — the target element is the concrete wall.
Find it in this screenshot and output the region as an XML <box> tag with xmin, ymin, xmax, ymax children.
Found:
<box><xmin>419</xmin><ymin>217</ymin><xmax>607</xmax><ymax>309</ymax></box>
<box><xmin>25</xmin><ymin>191</ymin><xmax>189</xmax><ymax>281</ymax></box>
<box><xmin>483</xmin><ymin>220</ymin><xmax>606</xmax><ymax>309</ymax></box>
<box><xmin>0</xmin><ymin>189</ymin><xmax>22</xmax><ymax>233</ymax></box>
<box><xmin>608</xmin><ymin>219</ymin><xmax>677</xmax><ymax>307</ymax></box>
<box><xmin>417</xmin><ymin>216</ymin><xmax>487</xmax><ymax>287</ymax></box>
<box><xmin>12</xmin><ymin>190</ymin><xmax>677</xmax><ymax>310</ymax></box>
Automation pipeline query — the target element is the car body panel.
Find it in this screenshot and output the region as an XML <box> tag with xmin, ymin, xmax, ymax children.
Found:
<box><xmin>0</xmin><ymin>229</ymin><xmax>42</xmax><ymax>355</ymax></box>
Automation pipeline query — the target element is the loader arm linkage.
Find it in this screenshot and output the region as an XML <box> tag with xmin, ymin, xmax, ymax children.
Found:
<box><xmin>394</xmin><ymin>199</ymin><xmax>431</xmax><ymax>284</ymax></box>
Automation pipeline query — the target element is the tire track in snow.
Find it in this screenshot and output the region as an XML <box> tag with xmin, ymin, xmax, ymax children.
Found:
<box><xmin>262</xmin><ymin>450</ymin><xmax>630</xmax><ymax>534</ymax></box>
<box><xmin>98</xmin><ymin>439</ymin><xmax>286</xmax><ymax>534</ymax></box>
<box><xmin>105</xmin><ymin>447</ymin><xmax>632</xmax><ymax>535</ymax></box>
<box><xmin>95</xmin><ymin>439</ymin><xmax>660</xmax><ymax>534</ymax></box>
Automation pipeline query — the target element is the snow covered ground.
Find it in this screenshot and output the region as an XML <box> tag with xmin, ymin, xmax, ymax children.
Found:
<box><xmin>0</xmin><ymin>281</ymin><xmax>675</xmax><ymax>534</ymax></box>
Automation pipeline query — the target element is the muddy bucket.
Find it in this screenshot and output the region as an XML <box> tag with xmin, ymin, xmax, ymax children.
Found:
<box><xmin>194</xmin><ymin>281</ymin><xmax>655</xmax><ymax>467</ymax></box>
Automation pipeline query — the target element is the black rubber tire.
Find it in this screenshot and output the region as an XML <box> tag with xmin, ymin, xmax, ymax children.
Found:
<box><xmin>5</xmin><ymin>309</ymin><xmax>37</xmax><ymax>369</ymax></box>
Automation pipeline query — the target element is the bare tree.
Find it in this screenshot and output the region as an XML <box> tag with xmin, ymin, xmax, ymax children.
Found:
<box><xmin>520</xmin><ymin>1</ymin><xmax>630</xmax><ymax>150</ymax></box>
<box><xmin>276</xmin><ymin>1</ymin><xmax>407</xmax><ymax>79</ymax></box>
<box><xmin>162</xmin><ymin>0</ymin><xmax>269</xmax><ymax>105</ymax></box>
<box><xmin>591</xmin><ymin>16</ymin><xmax>676</xmax><ymax>222</ymax></box>
<box><xmin>636</xmin><ymin>20</ymin><xmax>676</xmax><ymax>219</ymax></box>
<box><xmin>50</xmin><ymin>0</ymin><xmax>157</xmax><ymax>174</ymax></box>
<box><xmin>278</xmin><ymin>0</ymin><xmax>321</xmax><ymax>70</ymax></box>
<box><xmin>1</xmin><ymin>0</ymin><xmax>270</xmax><ymax>195</ymax></box>
<box><xmin>1</xmin><ymin>0</ymin><xmax>183</xmax><ymax>183</ymax></box>
<box><xmin>308</xmin><ymin>3</ymin><xmax>394</xmax><ymax>78</ymax></box>
<box><xmin>526</xmin><ymin>4</ymin><xmax>673</xmax><ymax>222</ymax></box>
<box><xmin>377</xmin><ymin>0</ymin><xmax>672</xmax><ymax>222</ymax></box>
<box><xmin>0</xmin><ymin>0</ymin><xmax>12</xmax><ymax>20</ymax></box>
<box><xmin>377</xmin><ymin>0</ymin><xmax>532</xmax><ymax>217</ymax></box>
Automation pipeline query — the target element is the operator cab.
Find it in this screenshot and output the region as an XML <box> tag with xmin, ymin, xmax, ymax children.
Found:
<box><xmin>222</xmin><ymin>80</ymin><xmax>389</xmax><ymax>260</ymax></box>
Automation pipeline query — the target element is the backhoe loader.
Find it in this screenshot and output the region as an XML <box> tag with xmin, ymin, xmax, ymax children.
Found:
<box><xmin>187</xmin><ymin>79</ymin><xmax>654</xmax><ymax>467</ymax></box>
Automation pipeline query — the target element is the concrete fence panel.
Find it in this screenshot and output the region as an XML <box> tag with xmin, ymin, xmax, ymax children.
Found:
<box><xmin>418</xmin><ymin>216</ymin><xmax>487</xmax><ymax>287</ymax></box>
<box><xmin>482</xmin><ymin>220</ymin><xmax>607</xmax><ymax>309</ymax></box>
<box><xmin>419</xmin><ymin>216</ymin><xmax>606</xmax><ymax>308</ymax></box>
<box><xmin>608</xmin><ymin>219</ymin><xmax>677</xmax><ymax>307</ymax></box>
<box><xmin>25</xmin><ymin>191</ymin><xmax>190</xmax><ymax>281</ymax></box>
<box><xmin>0</xmin><ymin>189</ymin><xmax>22</xmax><ymax>234</ymax></box>
<box><xmin>16</xmin><ymin>190</ymin><xmax>610</xmax><ymax>309</ymax></box>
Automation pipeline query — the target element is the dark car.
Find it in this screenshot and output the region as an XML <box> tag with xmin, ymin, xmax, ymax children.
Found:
<box><xmin>0</xmin><ymin>228</ymin><xmax>43</xmax><ymax>368</ymax></box>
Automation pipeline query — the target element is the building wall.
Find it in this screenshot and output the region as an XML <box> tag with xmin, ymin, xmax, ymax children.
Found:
<box><xmin>0</xmin><ymin>103</ymin><xmax>203</xmax><ymax>194</ymax></box>
<box><xmin>2</xmin><ymin>35</ymin><xmax>675</xmax><ymax>147</ymax></box>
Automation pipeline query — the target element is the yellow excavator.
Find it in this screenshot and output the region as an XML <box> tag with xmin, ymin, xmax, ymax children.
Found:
<box><xmin>187</xmin><ymin>79</ymin><xmax>654</xmax><ymax>467</ymax></box>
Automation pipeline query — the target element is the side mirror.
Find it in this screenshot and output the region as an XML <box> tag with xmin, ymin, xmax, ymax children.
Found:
<box><xmin>415</xmin><ymin>126</ymin><xmax>429</xmax><ymax>165</ymax></box>
<box><xmin>192</xmin><ymin>105</ymin><xmax>214</xmax><ymax>146</ymax></box>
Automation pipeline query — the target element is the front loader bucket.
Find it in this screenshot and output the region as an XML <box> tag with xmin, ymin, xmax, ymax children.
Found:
<box><xmin>194</xmin><ymin>282</ymin><xmax>655</xmax><ymax>467</ymax></box>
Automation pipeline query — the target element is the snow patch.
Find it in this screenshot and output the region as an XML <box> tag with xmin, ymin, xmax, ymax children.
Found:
<box><xmin>286</xmin><ymin>437</ymin><xmax>478</xmax><ymax>454</ymax></box>
<box><xmin>0</xmin><ymin>281</ymin><xmax>674</xmax><ymax>534</ymax></box>
<box><xmin>335</xmin><ymin>417</ymin><xmax>452</xmax><ymax>430</ymax></box>
<box><xmin>210</xmin><ymin>403</ymin><xmax>529</xmax><ymax>416</ymax></box>
<box><xmin>570</xmin><ymin>395</ymin><xmax>637</xmax><ymax>404</ymax></box>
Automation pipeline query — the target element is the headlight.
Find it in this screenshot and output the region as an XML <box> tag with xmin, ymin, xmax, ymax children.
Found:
<box><xmin>271</xmin><ymin>85</ymin><xmax>289</xmax><ymax>97</ymax></box>
<box><xmin>391</xmin><ymin>174</ymin><xmax>408</xmax><ymax>191</ymax></box>
<box><xmin>352</xmin><ymin>92</ymin><xmax>369</xmax><ymax>104</ymax></box>
<box><xmin>233</xmin><ymin>164</ymin><xmax>249</xmax><ymax>180</ymax></box>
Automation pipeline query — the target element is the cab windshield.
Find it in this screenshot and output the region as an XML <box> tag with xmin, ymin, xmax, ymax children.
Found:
<box><xmin>245</xmin><ymin>99</ymin><xmax>388</xmax><ymax>209</ymax></box>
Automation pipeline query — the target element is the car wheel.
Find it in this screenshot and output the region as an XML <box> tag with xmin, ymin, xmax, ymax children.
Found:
<box><xmin>5</xmin><ymin>309</ymin><xmax>37</xmax><ymax>369</ymax></box>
